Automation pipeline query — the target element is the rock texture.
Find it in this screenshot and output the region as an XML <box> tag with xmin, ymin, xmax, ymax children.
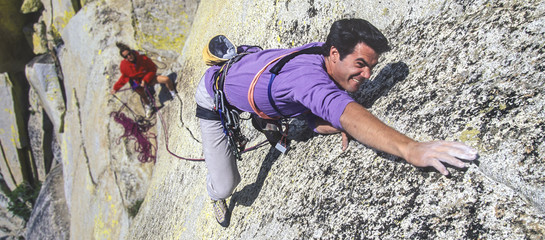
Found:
<box><xmin>132</xmin><ymin>0</ymin><xmax>198</xmax><ymax>57</ymax></box>
<box><xmin>25</xmin><ymin>164</ymin><xmax>69</xmax><ymax>240</ymax></box>
<box><xmin>129</xmin><ymin>0</ymin><xmax>545</xmax><ymax>239</ymax></box>
<box><xmin>0</xmin><ymin>73</ymin><xmax>28</xmax><ymax>190</ymax></box>
<box><xmin>21</xmin><ymin>0</ymin><xmax>43</xmax><ymax>14</ymax></box>
<box><xmin>25</xmin><ymin>54</ymin><xmax>66</xmax><ymax>134</ymax></box>
<box><xmin>0</xmin><ymin>0</ymin><xmax>543</xmax><ymax>239</ymax></box>
<box><xmin>41</xmin><ymin>0</ymin><xmax>79</xmax><ymax>42</ymax></box>
<box><xmin>0</xmin><ymin>202</ymin><xmax>25</xmax><ymax>240</ymax></box>
<box><xmin>27</xmin><ymin>87</ymin><xmax>54</xmax><ymax>183</ymax></box>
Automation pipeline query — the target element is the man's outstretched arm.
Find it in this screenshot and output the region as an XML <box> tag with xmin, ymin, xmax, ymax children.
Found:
<box><xmin>340</xmin><ymin>102</ymin><xmax>477</xmax><ymax>175</ymax></box>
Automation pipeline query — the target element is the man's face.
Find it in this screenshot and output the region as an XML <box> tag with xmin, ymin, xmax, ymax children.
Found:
<box><xmin>327</xmin><ymin>42</ymin><xmax>379</xmax><ymax>93</ymax></box>
<box><xmin>121</xmin><ymin>50</ymin><xmax>135</xmax><ymax>62</ymax></box>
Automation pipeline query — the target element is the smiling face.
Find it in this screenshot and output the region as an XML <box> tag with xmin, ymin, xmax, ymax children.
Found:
<box><xmin>325</xmin><ymin>42</ymin><xmax>380</xmax><ymax>93</ymax></box>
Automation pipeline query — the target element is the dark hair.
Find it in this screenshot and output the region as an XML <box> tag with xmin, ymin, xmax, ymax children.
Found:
<box><xmin>116</xmin><ymin>42</ymin><xmax>132</xmax><ymax>57</ymax></box>
<box><xmin>323</xmin><ymin>19</ymin><xmax>391</xmax><ymax>60</ymax></box>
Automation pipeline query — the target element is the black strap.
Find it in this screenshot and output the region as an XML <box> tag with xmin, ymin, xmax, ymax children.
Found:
<box><xmin>195</xmin><ymin>104</ymin><xmax>220</xmax><ymax>121</ymax></box>
<box><xmin>213</xmin><ymin>52</ymin><xmax>251</xmax><ymax>93</ymax></box>
<box><xmin>269</xmin><ymin>46</ymin><xmax>323</xmax><ymax>75</ymax></box>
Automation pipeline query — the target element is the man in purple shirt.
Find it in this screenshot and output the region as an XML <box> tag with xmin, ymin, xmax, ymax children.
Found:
<box><xmin>195</xmin><ymin>19</ymin><xmax>478</xmax><ymax>227</ymax></box>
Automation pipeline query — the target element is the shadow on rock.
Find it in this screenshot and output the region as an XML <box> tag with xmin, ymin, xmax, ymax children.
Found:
<box><xmin>352</xmin><ymin>61</ymin><xmax>409</xmax><ymax>108</ymax></box>
<box><xmin>229</xmin><ymin>146</ymin><xmax>282</xmax><ymax>210</ymax></box>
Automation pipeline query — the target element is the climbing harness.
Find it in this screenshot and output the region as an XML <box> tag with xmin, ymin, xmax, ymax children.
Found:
<box><xmin>247</xmin><ymin>46</ymin><xmax>324</xmax><ymax>152</ymax></box>
<box><xmin>211</xmin><ymin>53</ymin><xmax>253</xmax><ymax>160</ymax></box>
<box><xmin>248</xmin><ymin>46</ymin><xmax>324</xmax><ymax>119</ymax></box>
<box><xmin>203</xmin><ymin>45</ymin><xmax>325</xmax><ymax>157</ymax></box>
<box><xmin>197</xmin><ymin>35</ymin><xmax>266</xmax><ymax>160</ymax></box>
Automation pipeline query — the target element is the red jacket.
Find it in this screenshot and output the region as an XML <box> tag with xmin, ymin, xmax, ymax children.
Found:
<box><xmin>112</xmin><ymin>51</ymin><xmax>157</xmax><ymax>91</ymax></box>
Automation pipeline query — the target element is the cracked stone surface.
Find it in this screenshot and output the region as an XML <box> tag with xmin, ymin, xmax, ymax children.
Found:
<box><xmin>1</xmin><ymin>0</ymin><xmax>543</xmax><ymax>239</ymax></box>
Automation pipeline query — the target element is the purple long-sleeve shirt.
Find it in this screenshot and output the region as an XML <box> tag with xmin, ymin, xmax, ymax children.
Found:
<box><xmin>204</xmin><ymin>42</ymin><xmax>355</xmax><ymax>130</ymax></box>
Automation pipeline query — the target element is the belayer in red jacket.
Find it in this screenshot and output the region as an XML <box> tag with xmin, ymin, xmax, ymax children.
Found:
<box><xmin>111</xmin><ymin>42</ymin><xmax>177</xmax><ymax>117</ymax></box>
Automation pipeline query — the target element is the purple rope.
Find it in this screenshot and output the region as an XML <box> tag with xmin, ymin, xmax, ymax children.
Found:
<box><xmin>110</xmin><ymin>110</ymin><xmax>157</xmax><ymax>163</ymax></box>
<box><xmin>110</xmin><ymin>90</ymin><xmax>270</xmax><ymax>164</ymax></box>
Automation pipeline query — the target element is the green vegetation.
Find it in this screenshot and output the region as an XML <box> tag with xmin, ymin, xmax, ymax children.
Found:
<box><xmin>6</xmin><ymin>181</ymin><xmax>41</xmax><ymax>221</ymax></box>
<box><xmin>128</xmin><ymin>199</ymin><xmax>144</xmax><ymax>218</ymax></box>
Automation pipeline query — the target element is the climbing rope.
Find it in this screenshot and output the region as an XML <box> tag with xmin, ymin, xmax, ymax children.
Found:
<box><xmin>144</xmin><ymin>88</ymin><xmax>269</xmax><ymax>161</ymax></box>
<box><xmin>110</xmin><ymin>94</ymin><xmax>157</xmax><ymax>163</ymax></box>
<box><xmin>110</xmin><ymin>88</ymin><xmax>269</xmax><ymax>163</ymax></box>
<box><xmin>144</xmin><ymin>87</ymin><xmax>205</xmax><ymax>161</ymax></box>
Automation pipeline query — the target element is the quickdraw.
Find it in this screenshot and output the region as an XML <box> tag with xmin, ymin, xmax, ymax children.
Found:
<box><xmin>212</xmin><ymin>53</ymin><xmax>251</xmax><ymax>160</ymax></box>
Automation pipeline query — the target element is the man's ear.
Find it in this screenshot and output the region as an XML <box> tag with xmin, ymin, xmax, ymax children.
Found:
<box><xmin>329</xmin><ymin>46</ymin><xmax>339</xmax><ymax>63</ymax></box>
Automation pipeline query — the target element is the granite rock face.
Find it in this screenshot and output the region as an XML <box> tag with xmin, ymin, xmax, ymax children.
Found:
<box><xmin>27</xmin><ymin>87</ymin><xmax>55</xmax><ymax>182</ymax></box>
<box><xmin>129</xmin><ymin>0</ymin><xmax>545</xmax><ymax>239</ymax></box>
<box><xmin>40</xmin><ymin>0</ymin><xmax>79</xmax><ymax>42</ymax></box>
<box><xmin>374</xmin><ymin>0</ymin><xmax>545</xmax><ymax>214</ymax></box>
<box><xmin>0</xmin><ymin>73</ymin><xmax>29</xmax><ymax>190</ymax></box>
<box><xmin>132</xmin><ymin>0</ymin><xmax>198</xmax><ymax>57</ymax></box>
<box><xmin>0</xmin><ymin>0</ymin><xmax>543</xmax><ymax>239</ymax></box>
<box><xmin>24</xmin><ymin>164</ymin><xmax>69</xmax><ymax>240</ymax></box>
<box><xmin>25</xmin><ymin>54</ymin><xmax>66</xmax><ymax>133</ymax></box>
<box><xmin>52</xmin><ymin>0</ymin><xmax>198</xmax><ymax>238</ymax></box>
<box><xmin>21</xmin><ymin>0</ymin><xmax>43</xmax><ymax>14</ymax></box>
<box><xmin>0</xmin><ymin>202</ymin><xmax>25</xmax><ymax>240</ymax></box>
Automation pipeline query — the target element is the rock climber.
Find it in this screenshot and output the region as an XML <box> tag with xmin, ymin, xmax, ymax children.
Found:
<box><xmin>194</xmin><ymin>19</ymin><xmax>478</xmax><ymax>227</ymax></box>
<box><xmin>111</xmin><ymin>42</ymin><xmax>176</xmax><ymax>117</ymax></box>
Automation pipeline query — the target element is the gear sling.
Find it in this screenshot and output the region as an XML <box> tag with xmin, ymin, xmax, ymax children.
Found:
<box><xmin>196</xmin><ymin>38</ymin><xmax>323</xmax><ymax>160</ymax></box>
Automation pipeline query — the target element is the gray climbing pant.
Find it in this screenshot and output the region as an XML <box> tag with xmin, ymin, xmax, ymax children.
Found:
<box><xmin>195</xmin><ymin>76</ymin><xmax>241</xmax><ymax>201</ymax></box>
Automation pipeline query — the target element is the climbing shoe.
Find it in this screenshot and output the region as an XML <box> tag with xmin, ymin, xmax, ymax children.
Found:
<box><xmin>145</xmin><ymin>104</ymin><xmax>152</xmax><ymax>118</ymax></box>
<box><xmin>212</xmin><ymin>199</ymin><xmax>229</xmax><ymax>227</ymax></box>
